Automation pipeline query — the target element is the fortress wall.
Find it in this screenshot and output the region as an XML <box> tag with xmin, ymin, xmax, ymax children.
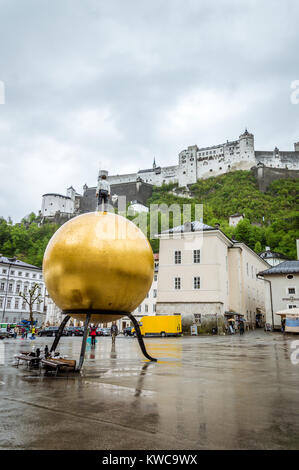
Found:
<box><xmin>251</xmin><ymin>165</ymin><xmax>299</xmax><ymax>192</ymax></box>
<box><xmin>79</xmin><ymin>181</ymin><xmax>153</xmax><ymax>213</ymax></box>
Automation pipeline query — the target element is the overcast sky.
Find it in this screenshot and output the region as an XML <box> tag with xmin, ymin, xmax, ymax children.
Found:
<box><xmin>1</xmin><ymin>0</ymin><xmax>299</xmax><ymax>222</ymax></box>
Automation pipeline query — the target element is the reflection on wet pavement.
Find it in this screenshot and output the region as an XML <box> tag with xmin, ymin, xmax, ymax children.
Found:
<box><xmin>0</xmin><ymin>331</ymin><xmax>299</xmax><ymax>450</ymax></box>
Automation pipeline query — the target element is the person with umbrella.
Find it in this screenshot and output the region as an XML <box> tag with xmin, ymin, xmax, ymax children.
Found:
<box><xmin>239</xmin><ymin>319</ymin><xmax>245</xmax><ymax>336</ymax></box>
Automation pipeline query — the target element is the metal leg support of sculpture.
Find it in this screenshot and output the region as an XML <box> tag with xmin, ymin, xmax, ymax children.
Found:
<box><xmin>77</xmin><ymin>313</ymin><xmax>91</xmax><ymax>371</ymax></box>
<box><xmin>50</xmin><ymin>314</ymin><xmax>71</xmax><ymax>353</ymax></box>
<box><xmin>127</xmin><ymin>313</ymin><xmax>157</xmax><ymax>362</ymax></box>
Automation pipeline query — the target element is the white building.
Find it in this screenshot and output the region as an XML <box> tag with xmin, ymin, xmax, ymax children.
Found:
<box><xmin>229</xmin><ymin>213</ymin><xmax>244</xmax><ymax>227</ymax></box>
<box><xmin>0</xmin><ymin>256</ymin><xmax>47</xmax><ymax>326</ymax></box>
<box><xmin>41</xmin><ymin>186</ymin><xmax>81</xmax><ymax>218</ymax></box>
<box><xmin>258</xmin><ymin>260</ymin><xmax>299</xmax><ymax>329</ymax></box>
<box><xmin>155</xmin><ymin>221</ymin><xmax>270</xmax><ymax>330</ymax></box>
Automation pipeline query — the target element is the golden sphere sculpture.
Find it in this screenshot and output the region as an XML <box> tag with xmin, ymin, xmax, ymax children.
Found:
<box><xmin>43</xmin><ymin>212</ymin><xmax>154</xmax><ymax>324</ymax></box>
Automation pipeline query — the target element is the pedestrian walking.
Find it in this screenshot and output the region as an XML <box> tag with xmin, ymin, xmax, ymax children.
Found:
<box><xmin>239</xmin><ymin>321</ymin><xmax>245</xmax><ymax>336</ymax></box>
<box><xmin>31</xmin><ymin>326</ymin><xmax>36</xmax><ymax>339</ymax></box>
<box><xmin>21</xmin><ymin>327</ymin><xmax>26</xmax><ymax>339</ymax></box>
<box><xmin>14</xmin><ymin>326</ymin><xmax>18</xmax><ymax>339</ymax></box>
<box><xmin>96</xmin><ymin>171</ymin><xmax>111</xmax><ymax>212</ymax></box>
<box><xmin>111</xmin><ymin>322</ymin><xmax>118</xmax><ymax>345</ymax></box>
<box><xmin>90</xmin><ymin>325</ymin><xmax>97</xmax><ymax>346</ymax></box>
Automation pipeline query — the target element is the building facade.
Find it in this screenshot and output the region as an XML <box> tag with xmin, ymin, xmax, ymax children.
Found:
<box><xmin>0</xmin><ymin>256</ymin><xmax>47</xmax><ymax>326</ymax></box>
<box><xmin>155</xmin><ymin>222</ymin><xmax>270</xmax><ymax>330</ymax></box>
<box><xmin>116</xmin><ymin>254</ymin><xmax>159</xmax><ymax>331</ymax></box>
<box><xmin>258</xmin><ymin>260</ymin><xmax>299</xmax><ymax>329</ymax></box>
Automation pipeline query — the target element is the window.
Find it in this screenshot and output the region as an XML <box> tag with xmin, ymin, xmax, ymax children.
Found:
<box><xmin>174</xmin><ymin>277</ymin><xmax>181</xmax><ymax>290</ymax></box>
<box><xmin>251</xmin><ymin>266</ymin><xmax>253</xmax><ymax>279</ymax></box>
<box><xmin>145</xmin><ymin>305</ymin><xmax>148</xmax><ymax>313</ymax></box>
<box><xmin>22</xmin><ymin>301</ymin><xmax>26</xmax><ymax>309</ymax></box>
<box><xmin>174</xmin><ymin>251</ymin><xmax>181</xmax><ymax>264</ymax></box>
<box><xmin>0</xmin><ymin>282</ymin><xmax>4</xmax><ymax>291</ymax></box>
<box><xmin>246</xmin><ymin>263</ymin><xmax>249</xmax><ymax>276</ymax></box>
<box><xmin>7</xmin><ymin>298</ymin><xmax>11</xmax><ymax>308</ymax></box>
<box><xmin>14</xmin><ymin>300</ymin><xmax>19</xmax><ymax>309</ymax></box>
<box><xmin>153</xmin><ymin>304</ymin><xmax>156</xmax><ymax>312</ymax></box>
<box><xmin>194</xmin><ymin>314</ymin><xmax>201</xmax><ymax>324</ymax></box>
<box><xmin>32</xmin><ymin>274</ymin><xmax>36</xmax><ymax>279</ymax></box>
<box><xmin>193</xmin><ymin>250</ymin><xmax>200</xmax><ymax>263</ymax></box>
<box><xmin>18</xmin><ymin>271</ymin><xmax>22</xmax><ymax>276</ymax></box>
<box><xmin>8</xmin><ymin>283</ymin><xmax>13</xmax><ymax>292</ymax></box>
<box><xmin>39</xmin><ymin>275</ymin><xmax>42</xmax><ymax>279</ymax></box>
<box><xmin>24</xmin><ymin>286</ymin><xmax>28</xmax><ymax>293</ymax></box>
<box><xmin>288</xmin><ymin>304</ymin><xmax>298</xmax><ymax>309</ymax></box>
<box><xmin>16</xmin><ymin>284</ymin><xmax>21</xmax><ymax>293</ymax></box>
<box><xmin>154</xmin><ymin>275</ymin><xmax>157</xmax><ymax>282</ymax></box>
<box><xmin>11</xmin><ymin>270</ymin><xmax>14</xmax><ymax>275</ymax></box>
<box><xmin>288</xmin><ymin>287</ymin><xmax>296</xmax><ymax>295</ymax></box>
<box><xmin>287</xmin><ymin>274</ymin><xmax>294</xmax><ymax>280</ymax></box>
<box><xmin>153</xmin><ymin>289</ymin><xmax>157</xmax><ymax>298</ymax></box>
<box><xmin>2</xmin><ymin>269</ymin><xmax>7</xmax><ymax>274</ymax></box>
<box><xmin>194</xmin><ymin>277</ymin><xmax>201</xmax><ymax>289</ymax></box>
<box><xmin>0</xmin><ymin>297</ymin><xmax>3</xmax><ymax>308</ymax></box>
<box><xmin>25</xmin><ymin>273</ymin><xmax>29</xmax><ymax>278</ymax></box>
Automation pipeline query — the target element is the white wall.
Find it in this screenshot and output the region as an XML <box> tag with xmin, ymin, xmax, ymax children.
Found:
<box><xmin>42</xmin><ymin>194</ymin><xmax>74</xmax><ymax>216</ymax></box>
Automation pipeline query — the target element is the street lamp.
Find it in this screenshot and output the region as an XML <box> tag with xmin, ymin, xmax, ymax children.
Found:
<box><xmin>1</xmin><ymin>257</ymin><xmax>17</xmax><ymax>323</ymax></box>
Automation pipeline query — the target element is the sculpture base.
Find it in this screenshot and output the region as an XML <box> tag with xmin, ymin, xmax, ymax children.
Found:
<box><xmin>48</xmin><ymin>311</ymin><xmax>157</xmax><ymax>371</ymax></box>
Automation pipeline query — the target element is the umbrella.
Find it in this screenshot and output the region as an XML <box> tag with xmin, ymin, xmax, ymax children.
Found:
<box><xmin>275</xmin><ymin>308</ymin><xmax>299</xmax><ymax>316</ymax></box>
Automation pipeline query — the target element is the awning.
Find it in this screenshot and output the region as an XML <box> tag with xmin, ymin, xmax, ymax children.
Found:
<box><xmin>224</xmin><ymin>311</ymin><xmax>243</xmax><ymax>316</ymax></box>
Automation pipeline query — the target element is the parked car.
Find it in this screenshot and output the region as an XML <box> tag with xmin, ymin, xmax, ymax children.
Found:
<box><xmin>0</xmin><ymin>327</ymin><xmax>14</xmax><ymax>339</ymax></box>
<box><xmin>96</xmin><ymin>328</ymin><xmax>104</xmax><ymax>336</ymax></box>
<box><xmin>38</xmin><ymin>326</ymin><xmax>60</xmax><ymax>337</ymax></box>
<box><xmin>123</xmin><ymin>326</ymin><xmax>133</xmax><ymax>336</ymax></box>
<box><xmin>65</xmin><ymin>326</ymin><xmax>80</xmax><ymax>336</ymax></box>
<box><xmin>73</xmin><ymin>327</ymin><xmax>84</xmax><ymax>336</ymax></box>
<box><xmin>97</xmin><ymin>327</ymin><xmax>111</xmax><ymax>336</ymax></box>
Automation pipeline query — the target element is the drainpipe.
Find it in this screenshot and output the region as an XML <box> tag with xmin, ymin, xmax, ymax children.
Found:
<box><xmin>257</xmin><ymin>275</ymin><xmax>274</xmax><ymax>329</ymax></box>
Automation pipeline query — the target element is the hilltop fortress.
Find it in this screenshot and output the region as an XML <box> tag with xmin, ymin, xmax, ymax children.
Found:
<box><xmin>41</xmin><ymin>129</ymin><xmax>299</xmax><ymax>220</ymax></box>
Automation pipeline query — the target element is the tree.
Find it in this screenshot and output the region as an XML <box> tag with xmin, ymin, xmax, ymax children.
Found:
<box><xmin>254</xmin><ymin>241</ymin><xmax>262</xmax><ymax>253</ymax></box>
<box><xmin>19</xmin><ymin>283</ymin><xmax>43</xmax><ymax>327</ymax></box>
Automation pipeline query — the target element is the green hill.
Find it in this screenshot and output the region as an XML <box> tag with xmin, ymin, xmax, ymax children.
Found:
<box><xmin>0</xmin><ymin>171</ymin><xmax>298</xmax><ymax>266</ymax></box>
<box><xmin>147</xmin><ymin>170</ymin><xmax>299</xmax><ymax>258</ymax></box>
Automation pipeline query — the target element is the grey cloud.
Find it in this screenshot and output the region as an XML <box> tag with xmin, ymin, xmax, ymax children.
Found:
<box><xmin>0</xmin><ymin>0</ymin><xmax>299</xmax><ymax>220</ymax></box>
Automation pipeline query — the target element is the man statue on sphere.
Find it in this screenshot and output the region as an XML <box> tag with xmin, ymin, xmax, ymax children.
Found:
<box><xmin>96</xmin><ymin>170</ymin><xmax>111</xmax><ymax>211</ymax></box>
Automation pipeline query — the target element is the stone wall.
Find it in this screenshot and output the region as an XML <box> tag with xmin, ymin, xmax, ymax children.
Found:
<box><xmin>79</xmin><ymin>180</ymin><xmax>153</xmax><ymax>213</ymax></box>
<box><xmin>252</xmin><ymin>165</ymin><xmax>299</xmax><ymax>192</ymax></box>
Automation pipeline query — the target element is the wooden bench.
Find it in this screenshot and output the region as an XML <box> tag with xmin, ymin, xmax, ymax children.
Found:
<box><xmin>15</xmin><ymin>354</ymin><xmax>41</xmax><ymax>368</ymax></box>
<box><xmin>41</xmin><ymin>358</ymin><xmax>77</xmax><ymax>375</ymax></box>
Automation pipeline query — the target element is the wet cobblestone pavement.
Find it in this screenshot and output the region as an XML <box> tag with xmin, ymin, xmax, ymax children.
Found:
<box><xmin>0</xmin><ymin>331</ymin><xmax>298</xmax><ymax>450</ymax></box>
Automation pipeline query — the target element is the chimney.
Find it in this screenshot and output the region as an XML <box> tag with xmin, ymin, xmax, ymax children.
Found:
<box><xmin>184</xmin><ymin>221</ymin><xmax>192</xmax><ymax>232</ymax></box>
<box><xmin>215</xmin><ymin>222</ymin><xmax>220</xmax><ymax>229</ymax></box>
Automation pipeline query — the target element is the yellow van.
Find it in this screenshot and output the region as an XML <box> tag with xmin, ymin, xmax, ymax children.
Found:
<box><xmin>132</xmin><ymin>315</ymin><xmax>182</xmax><ymax>337</ymax></box>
